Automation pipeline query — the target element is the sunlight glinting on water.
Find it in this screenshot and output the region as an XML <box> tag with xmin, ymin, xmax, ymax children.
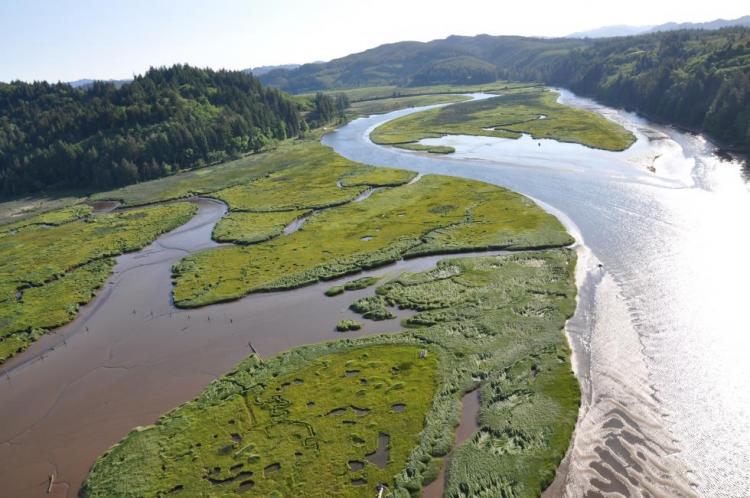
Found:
<box><xmin>324</xmin><ymin>91</ymin><xmax>750</xmax><ymax>496</ymax></box>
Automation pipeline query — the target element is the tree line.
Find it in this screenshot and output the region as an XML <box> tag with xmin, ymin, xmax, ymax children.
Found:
<box><xmin>0</xmin><ymin>65</ymin><xmax>307</xmax><ymax>195</ymax></box>
<box><xmin>260</xmin><ymin>29</ymin><xmax>750</xmax><ymax>154</ymax></box>
<box><xmin>502</xmin><ymin>28</ymin><xmax>750</xmax><ymax>154</ymax></box>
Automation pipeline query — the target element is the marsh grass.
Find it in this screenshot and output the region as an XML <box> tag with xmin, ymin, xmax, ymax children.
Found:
<box><xmin>303</xmin><ymin>81</ymin><xmax>527</xmax><ymax>103</ymax></box>
<box><xmin>212</xmin><ymin>143</ymin><xmax>415</xmax><ymax>212</ymax></box>
<box><xmin>81</xmin><ymin>345</ymin><xmax>438</xmax><ymax>497</ymax></box>
<box><xmin>0</xmin><ymin>194</ymin><xmax>87</xmax><ymax>227</ymax></box>
<box><xmin>371</xmin><ymin>86</ymin><xmax>635</xmax><ymax>152</ymax></box>
<box><xmin>0</xmin><ymin>203</ymin><xmax>196</xmax><ymax>363</ymax></box>
<box><xmin>83</xmin><ymin>250</ymin><xmax>579</xmax><ymax>498</ymax></box>
<box><xmin>347</xmin><ymin>94</ymin><xmax>471</xmax><ymax>118</ymax></box>
<box><xmin>327</xmin><ymin>276</ymin><xmax>382</xmax><ymax>297</ymax></box>
<box><xmin>172</xmin><ymin>174</ymin><xmax>572</xmax><ymax>307</ymax></box>
<box><xmin>212</xmin><ymin>210</ymin><xmax>309</xmax><ymax>244</ymax></box>
<box><xmin>336</xmin><ymin>319</ymin><xmax>363</xmax><ymax>331</ymax></box>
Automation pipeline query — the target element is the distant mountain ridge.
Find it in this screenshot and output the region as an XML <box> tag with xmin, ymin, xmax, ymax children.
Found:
<box><xmin>257</xmin><ymin>28</ymin><xmax>750</xmax><ymax>154</ymax></box>
<box><xmin>567</xmin><ymin>14</ymin><xmax>750</xmax><ymax>38</ymax></box>
<box><xmin>245</xmin><ymin>64</ymin><xmax>302</xmax><ymax>76</ymax></box>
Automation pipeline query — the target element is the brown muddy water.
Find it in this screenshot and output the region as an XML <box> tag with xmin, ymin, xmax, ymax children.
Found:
<box><xmin>422</xmin><ymin>388</ymin><xmax>481</xmax><ymax>498</ymax></box>
<box><xmin>0</xmin><ymin>197</ymin><xmax>509</xmax><ymax>497</ymax></box>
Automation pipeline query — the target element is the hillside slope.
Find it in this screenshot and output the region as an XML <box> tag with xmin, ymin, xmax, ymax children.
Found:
<box><xmin>0</xmin><ymin>65</ymin><xmax>302</xmax><ymax>195</ymax></box>
<box><xmin>261</xmin><ymin>29</ymin><xmax>750</xmax><ymax>152</ymax></box>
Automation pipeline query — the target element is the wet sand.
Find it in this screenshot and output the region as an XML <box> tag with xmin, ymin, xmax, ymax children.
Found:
<box><xmin>0</xmin><ymin>196</ymin><xmax>513</xmax><ymax>497</ymax></box>
<box><xmin>323</xmin><ymin>91</ymin><xmax>746</xmax><ymax>496</ymax></box>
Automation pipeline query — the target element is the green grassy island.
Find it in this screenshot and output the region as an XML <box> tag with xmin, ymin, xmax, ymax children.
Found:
<box><xmin>0</xmin><ymin>89</ymin><xmax>592</xmax><ymax>497</ymax></box>
<box><xmin>0</xmin><ymin>203</ymin><xmax>196</xmax><ymax>363</ymax></box>
<box><xmin>82</xmin><ymin>251</ymin><xmax>578</xmax><ymax>498</ymax></box>
<box><xmin>371</xmin><ymin>86</ymin><xmax>635</xmax><ymax>153</ymax></box>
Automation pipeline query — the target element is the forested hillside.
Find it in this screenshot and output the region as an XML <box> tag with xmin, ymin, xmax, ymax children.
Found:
<box><xmin>262</xmin><ymin>29</ymin><xmax>750</xmax><ymax>152</ymax></box>
<box><xmin>515</xmin><ymin>28</ymin><xmax>750</xmax><ymax>152</ymax></box>
<box><xmin>0</xmin><ymin>65</ymin><xmax>302</xmax><ymax>195</ymax></box>
<box><xmin>259</xmin><ymin>35</ymin><xmax>586</xmax><ymax>92</ymax></box>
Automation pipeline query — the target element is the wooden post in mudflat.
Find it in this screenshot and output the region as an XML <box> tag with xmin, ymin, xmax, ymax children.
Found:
<box><xmin>248</xmin><ymin>341</ymin><xmax>260</xmax><ymax>362</ymax></box>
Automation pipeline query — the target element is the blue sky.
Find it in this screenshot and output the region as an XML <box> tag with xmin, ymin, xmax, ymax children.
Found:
<box><xmin>1</xmin><ymin>0</ymin><xmax>747</xmax><ymax>82</ymax></box>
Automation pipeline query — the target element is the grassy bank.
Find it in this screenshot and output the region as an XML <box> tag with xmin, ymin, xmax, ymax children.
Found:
<box><xmin>0</xmin><ymin>203</ymin><xmax>196</xmax><ymax>363</ymax></box>
<box><xmin>172</xmin><ymin>172</ymin><xmax>572</xmax><ymax>307</ymax></box>
<box><xmin>347</xmin><ymin>94</ymin><xmax>472</xmax><ymax>118</ymax></box>
<box><xmin>82</xmin><ymin>250</ymin><xmax>579</xmax><ymax>497</ymax></box>
<box><xmin>1</xmin><ymin>83</ymin><xmax>583</xmax><ymax>496</ymax></box>
<box><xmin>303</xmin><ymin>82</ymin><xmax>520</xmax><ymax>103</ymax></box>
<box><xmin>371</xmin><ymin>86</ymin><xmax>635</xmax><ymax>153</ymax></box>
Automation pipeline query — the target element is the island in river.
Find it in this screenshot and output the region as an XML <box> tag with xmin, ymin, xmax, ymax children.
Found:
<box><xmin>0</xmin><ymin>86</ymin><xmax>632</xmax><ymax>497</ymax></box>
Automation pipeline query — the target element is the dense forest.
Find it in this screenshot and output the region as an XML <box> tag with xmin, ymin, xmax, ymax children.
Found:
<box><xmin>262</xmin><ymin>29</ymin><xmax>750</xmax><ymax>152</ymax></box>
<box><xmin>3</xmin><ymin>30</ymin><xmax>748</xmax><ymax>197</ymax></box>
<box><xmin>508</xmin><ymin>29</ymin><xmax>750</xmax><ymax>152</ymax></box>
<box><xmin>0</xmin><ymin>65</ymin><xmax>303</xmax><ymax>195</ymax></box>
<box><xmin>408</xmin><ymin>56</ymin><xmax>497</xmax><ymax>86</ymax></box>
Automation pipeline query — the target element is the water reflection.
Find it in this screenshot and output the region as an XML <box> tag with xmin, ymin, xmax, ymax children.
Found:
<box><xmin>323</xmin><ymin>90</ymin><xmax>749</xmax><ymax>496</ymax></box>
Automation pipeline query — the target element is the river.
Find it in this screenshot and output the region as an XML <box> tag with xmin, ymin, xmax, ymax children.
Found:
<box><xmin>2</xmin><ymin>90</ymin><xmax>748</xmax><ymax>497</ymax></box>
<box><xmin>323</xmin><ymin>91</ymin><xmax>750</xmax><ymax>497</ymax></box>
<box><xmin>0</xmin><ymin>195</ymin><xmax>515</xmax><ymax>497</ymax></box>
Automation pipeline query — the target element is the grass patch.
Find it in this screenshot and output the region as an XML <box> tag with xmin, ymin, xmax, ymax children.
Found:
<box><xmin>336</xmin><ymin>319</ymin><xmax>363</xmax><ymax>331</ymax></box>
<box><xmin>327</xmin><ymin>276</ymin><xmax>382</xmax><ymax>297</ymax></box>
<box><xmin>86</xmin><ymin>132</ymin><xmax>326</xmax><ymax>207</ymax></box>
<box><xmin>347</xmin><ymin>94</ymin><xmax>471</xmax><ymax>118</ymax></box>
<box><xmin>371</xmin><ymin>86</ymin><xmax>635</xmax><ymax>152</ymax></box>
<box><xmin>81</xmin><ymin>344</ymin><xmax>438</xmax><ymax>497</ymax></box>
<box><xmin>83</xmin><ymin>249</ymin><xmax>579</xmax><ymax>497</ymax></box>
<box><xmin>395</xmin><ymin>143</ymin><xmax>455</xmax><ymax>154</ymax></box>
<box><xmin>350</xmin><ymin>296</ymin><xmax>396</xmax><ymax>321</ymax></box>
<box><xmin>0</xmin><ymin>203</ymin><xmax>196</xmax><ymax>363</ymax></box>
<box><xmin>212</xmin><ymin>210</ymin><xmax>309</xmax><ymax>244</ymax></box>
<box><xmin>0</xmin><ymin>194</ymin><xmax>87</xmax><ymax>227</ymax></box>
<box><xmin>302</xmin><ymin>81</ymin><xmax>526</xmax><ymax>102</ymax></box>
<box><xmin>212</xmin><ymin>143</ymin><xmax>414</xmax><ymax>212</ymax></box>
<box><xmin>172</xmin><ymin>174</ymin><xmax>572</xmax><ymax>308</ymax></box>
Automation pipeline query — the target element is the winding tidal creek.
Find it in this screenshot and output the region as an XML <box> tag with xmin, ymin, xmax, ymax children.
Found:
<box><xmin>1</xmin><ymin>90</ymin><xmax>748</xmax><ymax>497</ymax></box>
<box><xmin>0</xmin><ymin>195</ymin><xmax>511</xmax><ymax>497</ymax></box>
<box><xmin>324</xmin><ymin>91</ymin><xmax>750</xmax><ymax>497</ymax></box>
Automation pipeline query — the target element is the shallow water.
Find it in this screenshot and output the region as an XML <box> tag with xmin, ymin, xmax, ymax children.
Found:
<box><xmin>422</xmin><ymin>388</ymin><xmax>481</xmax><ymax>498</ymax></box>
<box><xmin>323</xmin><ymin>90</ymin><xmax>750</xmax><ymax>497</ymax></box>
<box><xmin>0</xmin><ymin>194</ymin><xmax>514</xmax><ymax>497</ymax></box>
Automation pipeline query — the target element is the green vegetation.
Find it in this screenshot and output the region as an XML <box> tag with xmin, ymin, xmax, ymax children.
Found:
<box><xmin>301</xmin><ymin>82</ymin><xmax>520</xmax><ymax>103</ymax></box>
<box><xmin>172</xmin><ymin>174</ymin><xmax>572</xmax><ymax>307</ymax></box>
<box><xmin>89</xmin><ymin>136</ymin><xmax>414</xmax><ymax>208</ymax></box>
<box><xmin>326</xmin><ymin>276</ymin><xmax>381</xmax><ymax>297</ymax></box>
<box><xmin>262</xmin><ymin>29</ymin><xmax>750</xmax><ymax>153</ymax></box>
<box><xmin>0</xmin><ymin>202</ymin><xmax>196</xmax><ymax>363</ymax></box>
<box><xmin>520</xmin><ymin>29</ymin><xmax>750</xmax><ymax>153</ymax></box>
<box><xmin>213</xmin><ymin>210</ymin><xmax>308</xmax><ymax>244</ymax></box>
<box><xmin>0</xmin><ymin>195</ymin><xmax>86</xmax><ymax>226</ymax></box>
<box><xmin>0</xmin><ymin>65</ymin><xmax>302</xmax><ymax>196</ymax></box>
<box><xmin>336</xmin><ymin>319</ymin><xmax>363</xmax><ymax>331</ymax></box>
<box><xmin>372</xmin><ymin>86</ymin><xmax>635</xmax><ymax>152</ymax></box>
<box><xmin>214</xmin><ymin>158</ymin><xmax>365</xmax><ymax>212</ymax></box>
<box><xmin>212</xmin><ymin>145</ymin><xmax>416</xmax><ymax>212</ymax></box>
<box><xmin>83</xmin><ymin>250</ymin><xmax>579</xmax><ymax>497</ymax></box>
<box><xmin>350</xmin><ymin>296</ymin><xmax>396</xmax><ymax>321</ymax></box>
<box><xmin>347</xmin><ymin>94</ymin><xmax>471</xmax><ymax>118</ymax></box>
<box><xmin>376</xmin><ymin>252</ymin><xmax>579</xmax><ymax>497</ymax></box>
<box><xmin>0</xmin><ymin>205</ymin><xmax>92</xmax><ymax>232</ymax></box>
<box><xmin>82</xmin><ymin>345</ymin><xmax>439</xmax><ymax>497</ymax></box>
<box><xmin>409</xmin><ymin>56</ymin><xmax>497</xmax><ymax>87</ymax></box>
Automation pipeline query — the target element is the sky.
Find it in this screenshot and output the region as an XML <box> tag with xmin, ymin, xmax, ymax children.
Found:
<box><xmin>1</xmin><ymin>0</ymin><xmax>748</xmax><ymax>82</ymax></box>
